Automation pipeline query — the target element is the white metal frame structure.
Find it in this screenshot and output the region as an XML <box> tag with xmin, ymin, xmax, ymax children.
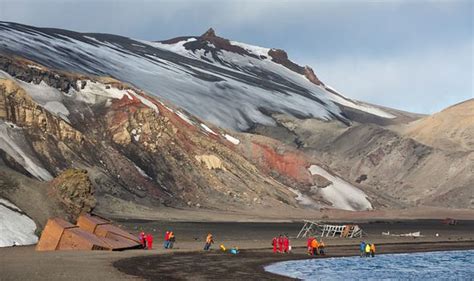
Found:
<box><xmin>296</xmin><ymin>220</ymin><xmax>364</xmax><ymax>238</ymax></box>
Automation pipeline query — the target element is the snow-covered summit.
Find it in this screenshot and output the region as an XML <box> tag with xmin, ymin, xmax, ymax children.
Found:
<box><xmin>0</xmin><ymin>22</ymin><xmax>395</xmax><ymax>131</ymax></box>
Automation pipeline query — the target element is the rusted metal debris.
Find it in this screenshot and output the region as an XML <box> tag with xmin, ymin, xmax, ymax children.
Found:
<box><xmin>36</xmin><ymin>214</ymin><xmax>141</xmax><ymax>251</ymax></box>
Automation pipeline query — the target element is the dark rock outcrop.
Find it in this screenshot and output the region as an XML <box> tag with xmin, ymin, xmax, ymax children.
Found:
<box><xmin>50</xmin><ymin>169</ymin><xmax>96</xmax><ymax>219</ymax></box>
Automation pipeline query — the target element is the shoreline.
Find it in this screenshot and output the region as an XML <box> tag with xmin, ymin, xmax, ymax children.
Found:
<box><xmin>2</xmin><ymin>219</ymin><xmax>474</xmax><ymax>280</ymax></box>
<box><xmin>113</xmin><ymin>240</ymin><xmax>474</xmax><ymax>281</ymax></box>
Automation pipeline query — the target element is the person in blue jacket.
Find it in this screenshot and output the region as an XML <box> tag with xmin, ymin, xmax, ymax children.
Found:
<box><xmin>359</xmin><ymin>241</ymin><xmax>366</xmax><ymax>257</ymax></box>
<box><xmin>230</xmin><ymin>246</ymin><xmax>239</xmax><ymax>255</ymax></box>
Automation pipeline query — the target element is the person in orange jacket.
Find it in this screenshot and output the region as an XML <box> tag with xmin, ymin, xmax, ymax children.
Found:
<box><xmin>204</xmin><ymin>233</ymin><xmax>214</xmax><ymax>251</ymax></box>
<box><xmin>146</xmin><ymin>234</ymin><xmax>153</xmax><ymax>250</ymax></box>
<box><xmin>272</xmin><ymin>237</ymin><xmax>278</xmax><ymax>253</ymax></box>
<box><xmin>307</xmin><ymin>237</ymin><xmax>314</xmax><ymax>255</ymax></box>
<box><xmin>311</xmin><ymin>238</ymin><xmax>319</xmax><ymax>255</ymax></box>
<box><xmin>168</xmin><ymin>231</ymin><xmax>175</xmax><ymax>249</ymax></box>
<box><xmin>370</xmin><ymin>243</ymin><xmax>376</xmax><ymax>257</ymax></box>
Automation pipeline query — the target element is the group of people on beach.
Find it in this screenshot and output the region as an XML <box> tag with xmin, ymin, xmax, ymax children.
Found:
<box><xmin>141</xmin><ymin>230</ymin><xmax>375</xmax><ymax>259</ymax></box>
<box><xmin>140</xmin><ymin>230</ymin><xmax>215</xmax><ymax>252</ymax></box>
<box><xmin>272</xmin><ymin>234</ymin><xmax>291</xmax><ymax>253</ymax></box>
<box><xmin>360</xmin><ymin>241</ymin><xmax>376</xmax><ymax>257</ymax></box>
<box><xmin>306</xmin><ymin>237</ymin><xmax>326</xmax><ymax>255</ymax></box>
<box><xmin>139</xmin><ymin>232</ymin><xmax>154</xmax><ymax>249</ymax></box>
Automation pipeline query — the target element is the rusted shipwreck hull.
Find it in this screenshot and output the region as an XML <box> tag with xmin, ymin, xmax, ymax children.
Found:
<box><xmin>36</xmin><ymin>214</ymin><xmax>141</xmax><ymax>251</ymax></box>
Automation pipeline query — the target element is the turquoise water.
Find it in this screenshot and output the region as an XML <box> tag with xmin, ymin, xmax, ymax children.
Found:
<box><xmin>265</xmin><ymin>250</ymin><xmax>474</xmax><ymax>280</ymax></box>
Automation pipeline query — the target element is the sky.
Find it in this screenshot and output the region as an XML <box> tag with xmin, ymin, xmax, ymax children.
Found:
<box><xmin>0</xmin><ymin>0</ymin><xmax>472</xmax><ymax>114</ymax></box>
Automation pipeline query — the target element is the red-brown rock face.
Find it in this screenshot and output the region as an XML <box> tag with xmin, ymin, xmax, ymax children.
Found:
<box><xmin>0</xmin><ymin>56</ymin><xmax>301</xmax><ymax>212</ymax></box>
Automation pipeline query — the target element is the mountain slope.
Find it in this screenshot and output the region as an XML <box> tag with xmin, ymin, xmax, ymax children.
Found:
<box><xmin>261</xmin><ymin>112</ymin><xmax>474</xmax><ymax>209</ymax></box>
<box><xmin>0</xmin><ymin>22</ymin><xmax>398</xmax><ymax>131</ymax></box>
<box><xmin>0</xmin><ymin>21</ymin><xmax>470</xmax><ymax>233</ymax></box>
<box><xmin>0</xmin><ymin>54</ymin><xmax>375</xmax><ymax>225</ymax></box>
<box><xmin>398</xmin><ymin>99</ymin><xmax>474</xmax><ymax>152</ymax></box>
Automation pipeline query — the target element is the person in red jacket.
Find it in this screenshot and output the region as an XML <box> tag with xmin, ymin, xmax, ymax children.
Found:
<box><xmin>283</xmin><ymin>235</ymin><xmax>290</xmax><ymax>253</ymax></box>
<box><xmin>278</xmin><ymin>234</ymin><xmax>284</xmax><ymax>253</ymax></box>
<box><xmin>139</xmin><ymin>231</ymin><xmax>146</xmax><ymax>249</ymax></box>
<box><xmin>146</xmin><ymin>234</ymin><xmax>153</xmax><ymax>250</ymax></box>
<box><xmin>164</xmin><ymin>231</ymin><xmax>170</xmax><ymax>249</ymax></box>
<box><xmin>272</xmin><ymin>237</ymin><xmax>278</xmax><ymax>253</ymax></box>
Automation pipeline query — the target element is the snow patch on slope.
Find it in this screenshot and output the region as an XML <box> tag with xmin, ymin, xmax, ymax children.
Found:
<box><xmin>229</xmin><ymin>41</ymin><xmax>271</xmax><ymax>58</ymax></box>
<box><xmin>0</xmin><ymin>122</ymin><xmax>53</xmax><ymax>181</ymax></box>
<box><xmin>27</xmin><ymin>64</ymin><xmax>42</xmax><ymax>70</ymax></box>
<box><xmin>1</xmin><ymin>71</ymin><xmax>70</xmax><ymax>120</ymax></box>
<box><xmin>74</xmin><ymin>80</ymin><xmax>159</xmax><ymax>113</ymax></box>
<box><xmin>144</xmin><ymin>38</ymin><xmax>197</xmax><ymax>57</ymax></box>
<box><xmin>18</xmin><ymin>80</ymin><xmax>70</xmax><ymax>120</ymax></box>
<box><xmin>0</xmin><ymin>198</ymin><xmax>38</xmax><ymax>247</ymax></box>
<box><xmin>289</xmin><ymin>188</ymin><xmax>319</xmax><ymax>207</ymax></box>
<box><xmin>75</xmin><ymin>80</ymin><xmax>132</xmax><ymax>103</ymax></box>
<box><xmin>324</xmin><ymin>85</ymin><xmax>396</xmax><ymax>119</ymax></box>
<box><xmin>308</xmin><ymin>165</ymin><xmax>372</xmax><ymax>211</ymax></box>
<box><xmin>223</xmin><ymin>134</ymin><xmax>240</xmax><ymax>145</ymax></box>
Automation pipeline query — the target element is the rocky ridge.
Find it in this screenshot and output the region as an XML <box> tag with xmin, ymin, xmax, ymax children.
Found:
<box><xmin>3</xmin><ymin>56</ymin><xmax>365</xmax><ymax>220</ymax></box>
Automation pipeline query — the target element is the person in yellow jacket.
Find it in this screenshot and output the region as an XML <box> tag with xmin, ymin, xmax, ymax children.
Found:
<box><xmin>370</xmin><ymin>244</ymin><xmax>376</xmax><ymax>257</ymax></box>
<box><xmin>365</xmin><ymin>243</ymin><xmax>371</xmax><ymax>257</ymax></box>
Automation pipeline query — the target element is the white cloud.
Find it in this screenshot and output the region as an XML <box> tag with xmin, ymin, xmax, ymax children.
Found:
<box><xmin>307</xmin><ymin>40</ymin><xmax>473</xmax><ymax>114</ymax></box>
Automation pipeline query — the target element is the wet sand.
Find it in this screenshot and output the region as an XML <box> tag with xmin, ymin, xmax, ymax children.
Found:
<box><xmin>114</xmin><ymin>241</ymin><xmax>474</xmax><ymax>281</ymax></box>
<box><xmin>1</xmin><ymin>220</ymin><xmax>474</xmax><ymax>281</ymax></box>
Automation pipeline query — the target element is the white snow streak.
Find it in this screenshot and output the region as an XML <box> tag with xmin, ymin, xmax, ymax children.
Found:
<box><xmin>223</xmin><ymin>134</ymin><xmax>240</xmax><ymax>145</ymax></box>
<box><xmin>176</xmin><ymin>111</ymin><xmax>194</xmax><ymax>125</ymax></box>
<box><xmin>200</xmin><ymin>123</ymin><xmax>217</xmax><ymax>135</ymax></box>
<box><xmin>133</xmin><ymin>163</ymin><xmax>152</xmax><ymax>179</ymax></box>
<box><xmin>324</xmin><ymin>85</ymin><xmax>396</xmax><ymax>119</ymax></box>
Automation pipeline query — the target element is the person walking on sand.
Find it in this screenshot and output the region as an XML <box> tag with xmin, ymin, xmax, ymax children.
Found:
<box><xmin>359</xmin><ymin>241</ymin><xmax>366</xmax><ymax>257</ymax></box>
<box><xmin>164</xmin><ymin>231</ymin><xmax>170</xmax><ymax>249</ymax></box>
<box><xmin>272</xmin><ymin>236</ymin><xmax>278</xmax><ymax>253</ymax></box>
<box><xmin>365</xmin><ymin>243</ymin><xmax>371</xmax><ymax>257</ymax></box>
<box><xmin>278</xmin><ymin>234</ymin><xmax>284</xmax><ymax>253</ymax></box>
<box><xmin>370</xmin><ymin>243</ymin><xmax>376</xmax><ymax>257</ymax></box>
<box><xmin>204</xmin><ymin>233</ymin><xmax>214</xmax><ymax>251</ymax></box>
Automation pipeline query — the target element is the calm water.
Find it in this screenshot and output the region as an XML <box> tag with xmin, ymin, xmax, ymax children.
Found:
<box><xmin>265</xmin><ymin>250</ymin><xmax>474</xmax><ymax>280</ymax></box>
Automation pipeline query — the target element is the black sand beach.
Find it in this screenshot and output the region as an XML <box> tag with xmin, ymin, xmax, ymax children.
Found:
<box><xmin>2</xmin><ymin>220</ymin><xmax>474</xmax><ymax>281</ymax></box>
<box><xmin>114</xmin><ymin>241</ymin><xmax>474</xmax><ymax>281</ymax></box>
